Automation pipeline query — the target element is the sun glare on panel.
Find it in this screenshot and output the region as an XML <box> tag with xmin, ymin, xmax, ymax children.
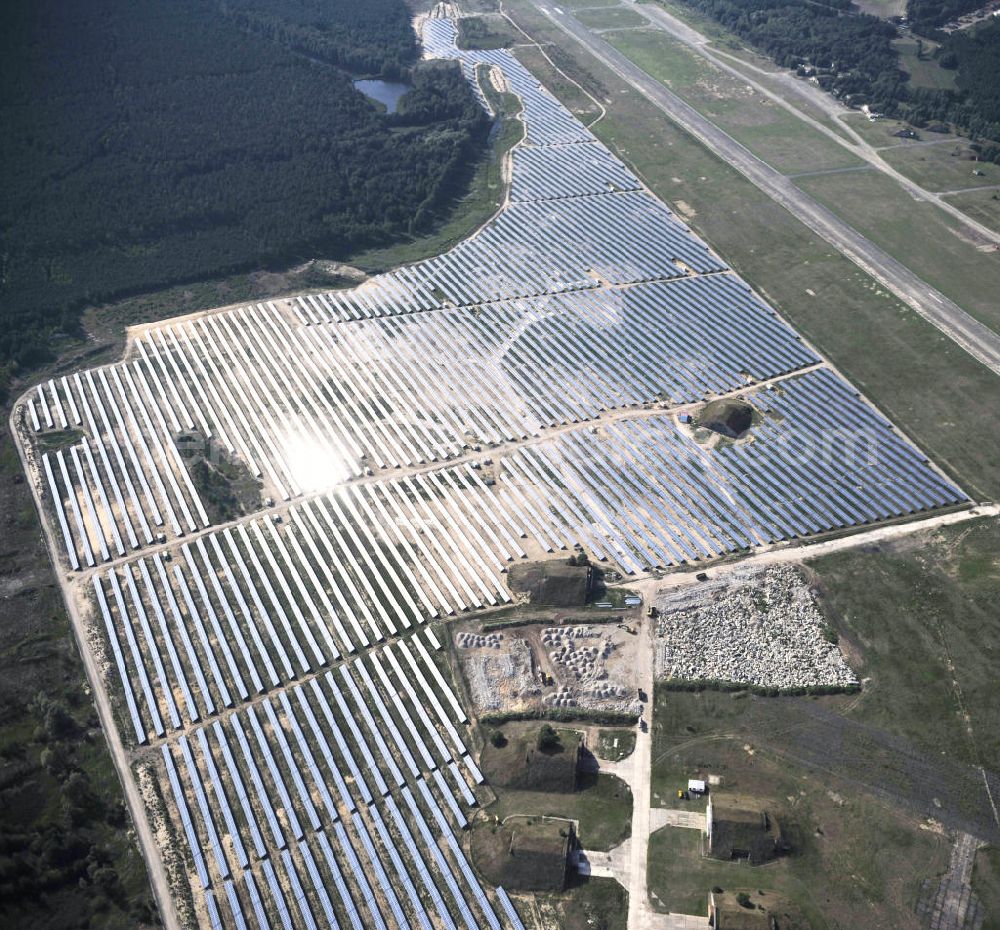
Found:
<box><xmin>281</xmin><ymin>428</ymin><xmax>352</xmax><ymax>495</ymax></box>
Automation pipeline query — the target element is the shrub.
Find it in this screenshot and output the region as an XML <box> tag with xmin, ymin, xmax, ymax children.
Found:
<box><xmin>480</xmin><ymin>708</ymin><xmax>638</xmax><ymax>726</ymax></box>
<box><xmin>537</xmin><ymin>724</ymin><xmax>561</xmax><ymax>752</ymax></box>
<box><xmin>659</xmin><ymin>678</ymin><xmax>860</xmax><ymax>697</ymax></box>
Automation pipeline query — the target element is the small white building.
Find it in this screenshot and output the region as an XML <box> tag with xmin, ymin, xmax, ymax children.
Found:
<box><xmin>688</xmin><ymin>779</ymin><xmax>707</xmax><ymax>795</ymax></box>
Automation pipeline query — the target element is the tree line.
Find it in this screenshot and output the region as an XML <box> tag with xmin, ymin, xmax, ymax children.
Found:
<box><xmin>669</xmin><ymin>0</ymin><xmax>1000</xmax><ymax>163</ymax></box>
<box><xmin>224</xmin><ymin>0</ymin><xmax>418</xmax><ymax>79</ymax></box>
<box><xmin>907</xmin><ymin>0</ymin><xmax>984</xmax><ymax>32</ymax></box>
<box><xmin>0</xmin><ymin>0</ymin><xmax>489</xmax><ymax>400</ymax></box>
<box><xmin>0</xmin><ymin>691</ymin><xmax>156</xmax><ymax>928</ymax></box>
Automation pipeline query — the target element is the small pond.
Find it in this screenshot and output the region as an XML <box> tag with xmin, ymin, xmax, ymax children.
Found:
<box><xmin>353</xmin><ymin>78</ymin><xmax>412</xmax><ymax>114</ymax></box>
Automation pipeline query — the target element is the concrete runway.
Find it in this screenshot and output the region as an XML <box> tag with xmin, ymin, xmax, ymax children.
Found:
<box><xmin>524</xmin><ymin>2</ymin><xmax>1000</xmax><ymax>376</ymax></box>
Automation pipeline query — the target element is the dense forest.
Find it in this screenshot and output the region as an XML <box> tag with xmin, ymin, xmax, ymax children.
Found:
<box><xmin>0</xmin><ymin>0</ymin><xmax>488</xmax><ymax>399</ymax></box>
<box><xmin>906</xmin><ymin>0</ymin><xmax>984</xmax><ymax>32</ymax></box>
<box><xmin>909</xmin><ymin>20</ymin><xmax>1000</xmax><ymax>147</ymax></box>
<box><xmin>0</xmin><ymin>689</ymin><xmax>156</xmax><ymax>929</ymax></box>
<box><xmin>678</xmin><ymin>0</ymin><xmax>900</xmax><ymax>93</ymax></box>
<box><xmin>670</xmin><ymin>0</ymin><xmax>1000</xmax><ymax>159</ymax></box>
<box><xmin>224</xmin><ymin>0</ymin><xmax>418</xmax><ymax>78</ymax></box>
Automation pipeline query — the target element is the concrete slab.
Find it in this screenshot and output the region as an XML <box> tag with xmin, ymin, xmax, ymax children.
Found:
<box><xmin>650</xmin><ymin>808</ymin><xmax>706</xmax><ymax>832</ymax></box>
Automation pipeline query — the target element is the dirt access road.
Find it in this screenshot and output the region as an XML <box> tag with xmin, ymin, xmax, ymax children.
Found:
<box><xmin>603</xmin><ymin>503</ymin><xmax>998</xmax><ymax>929</ymax></box>
<box><xmin>7</xmin><ymin>407</ymin><xmax>183</xmax><ymax>930</ymax></box>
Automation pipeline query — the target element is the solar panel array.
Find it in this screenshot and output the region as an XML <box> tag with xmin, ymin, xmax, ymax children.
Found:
<box><xmin>510</xmin><ymin>142</ymin><xmax>642</xmax><ymax>202</ymax></box>
<box><xmin>92</xmin><ymin>485</ymin><xmax>518</xmax><ymax>743</ymax></box>
<box><xmin>36</xmin><ymin>272</ymin><xmax>823</xmax><ymax>571</ymax></box>
<box><xmin>154</xmin><ymin>631</ymin><xmax>497</xmax><ymax>930</ymax></box>
<box><xmin>485</xmin><ymin>368</ymin><xmax>966</xmax><ymax>573</ymax></box>
<box><xmin>16</xmin><ymin>10</ymin><xmax>969</xmax><ymax>930</ymax></box>
<box><xmin>294</xmin><ymin>190</ymin><xmax>726</xmax><ymax>323</ymax></box>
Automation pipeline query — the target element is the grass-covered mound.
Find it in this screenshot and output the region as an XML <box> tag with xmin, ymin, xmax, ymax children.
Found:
<box><xmin>482</xmin><ymin>725</ymin><xmax>582</xmax><ymax>793</ymax></box>
<box><xmin>471</xmin><ymin>815</ymin><xmax>572</xmax><ymax>891</ymax></box>
<box><xmin>697</xmin><ymin>399</ymin><xmax>755</xmax><ymax>439</ymax></box>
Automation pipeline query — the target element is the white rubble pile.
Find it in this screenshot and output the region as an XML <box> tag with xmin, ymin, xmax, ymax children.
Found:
<box><xmin>461</xmin><ymin>636</ymin><xmax>538</xmax><ymax>710</ymax></box>
<box><xmin>543</xmin><ymin>626</ymin><xmax>613</xmax><ymax>682</ymax></box>
<box><xmin>542</xmin><ymin>626</ymin><xmax>638</xmax><ymax>713</ymax></box>
<box><xmin>456</xmin><ymin>631</ymin><xmax>504</xmax><ymax>649</ymax></box>
<box><xmin>654</xmin><ymin>566</ymin><xmax>857</xmax><ymax>690</ymax></box>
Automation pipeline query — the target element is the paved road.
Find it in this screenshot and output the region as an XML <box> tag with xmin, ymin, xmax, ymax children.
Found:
<box><xmin>938</xmin><ymin>183</ymin><xmax>1000</xmax><ymax>196</ymax></box>
<box><xmin>627</xmin><ymin>0</ymin><xmax>1000</xmax><ymax>246</ymax></box>
<box><xmin>649</xmin><ymin>808</ymin><xmax>706</xmax><ymax>831</ymax></box>
<box><xmin>627</xmin><ymin>613</ymin><xmax>656</xmax><ymax>930</ymax></box>
<box><xmin>919</xmin><ymin>832</ymin><xmax>986</xmax><ymax>930</ymax></box>
<box><xmin>525</xmin><ymin>2</ymin><xmax>1000</xmax><ymax>376</ymax></box>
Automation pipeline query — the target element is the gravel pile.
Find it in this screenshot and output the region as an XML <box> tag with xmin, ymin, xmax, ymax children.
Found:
<box><xmin>456</xmin><ymin>631</ymin><xmax>504</xmax><ymax>649</ymax></box>
<box><xmin>654</xmin><ymin>566</ymin><xmax>857</xmax><ymax>689</ymax></box>
<box><xmin>551</xmin><ymin>642</ymin><xmax>608</xmax><ymax>677</ymax></box>
<box><xmin>542</xmin><ymin>626</ymin><xmax>639</xmax><ymax>713</ymax></box>
<box><xmin>543</xmin><ymin>626</ymin><xmax>613</xmax><ymax>682</ymax></box>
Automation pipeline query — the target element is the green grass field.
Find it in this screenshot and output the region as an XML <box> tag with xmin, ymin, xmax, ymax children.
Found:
<box><xmin>481</xmin><ymin>725</ymin><xmax>582</xmax><ymax>791</ymax></box>
<box><xmin>551</xmin><ymin>0</ymin><xmax>620</xmax><ymax>9</ymax></box>
<box><xmin>647</xmin><ymin>788</ymin><xmax>943</xmax><ymax>927</ymax></box>
<box><xmin>597</xmin><ymin>728</ymin><xmax>636</xmax><ymax>762</ymax></box>
<box><xmin>709</xmin><ymin>50</ymin><xmax>858</xmax><ymax>144</ymax></box>
<box><xmin>853</xmin><ymin>0</ymin><xmax>907</xmax><ymax>16</ymax></box>
<box><xmin>574</xmin><ymin>6</ymin><xmax>647</xmax><ymax>29</ymax></box>
<box><xmin>639</xmin><ymin>0</ymin><xmax>731</xmax><ymax>41</ymax></box>
<box><xmin>807</xmin><ymin>517</ymin><xmax>1000</xmax><ymax>777</ymax></box>
<box><xmin>645</xmin><ymin>518</ymin><xmax>1000</xmax><ymax>924</ymax></box>
<box><xmin>488</xmin><ymin>771</ymin><xmax>633</xmax><ymax>851</ymax></box>
<box><xmin>648</xmin><ymin>827</ymin><xmax>806</xmax><ymax>920</ymax></box>
<box><xmin>841</xmin><ymin>112</ymin><xmax>961</xmax><ymax>147</ymax></box>
<box><xmin>455</xmin><ymin>0</ymin><xmax>500</xmax><ymax>11</ymax></box>
<box><xmin>602</xmin><ymin>29</ymin><xmax>861</xmax><ymax>175</ymax></box>
<box><xmin>648</xmin><ymin>520</ymin><xmax>1000</xmax><ymax>836</ymax></box>
<box><xmin>882</xmin><ymin>141</ymin><xmax>1000</xmax><ymax>192</ymax></box>
<box><xmin>648</xmin><ymin>687</ymin><xmax>953</xmax><ymax>927</ymax></box>
<box><xmin>470</xmin><ymin>815</ymin><xmax>571</xmax><ymax>890</ymax></box>
<box><xmin>507</xmin><ymin>43</ymin><xmax>604</xmax><ymax>124</ymax></box>
<box><xmin>893</xmin><ymin>36</ymin><xmax>957</xmax><ymax>91</ymax></box>
<box><xmin>632</xmin><ymin>0</ymin><xmax>858</xmax><ymax>141</ymax></box>
<box><xmin>943</xmin><ymin>188</ymin><xmax>1000</xmax><ymax>234</ymax></box>
<box><xmin>457</xmin><ymin>13</ymin><xmax>518</xmax><ymax>49</ymax></box>
<box><xmin>973</xmin><ymin>846</ymin><xmax>1000</xmax><ymax>930</ymax></box>
<box><xmin>795</xmin><ymin>169</ymin><xmax>1000</xmax><ymax>332</ymax></box>
<box><xmin>538</xmin><ymin>877</ymin><xmax>628</xmax><ymax>930</ymax></box>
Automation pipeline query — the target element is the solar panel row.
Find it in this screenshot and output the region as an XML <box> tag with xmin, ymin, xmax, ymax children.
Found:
<box><xmin>152</xmin><ymin>632</ymin><xmax>502</xmax><ymax>930</ymax></box>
